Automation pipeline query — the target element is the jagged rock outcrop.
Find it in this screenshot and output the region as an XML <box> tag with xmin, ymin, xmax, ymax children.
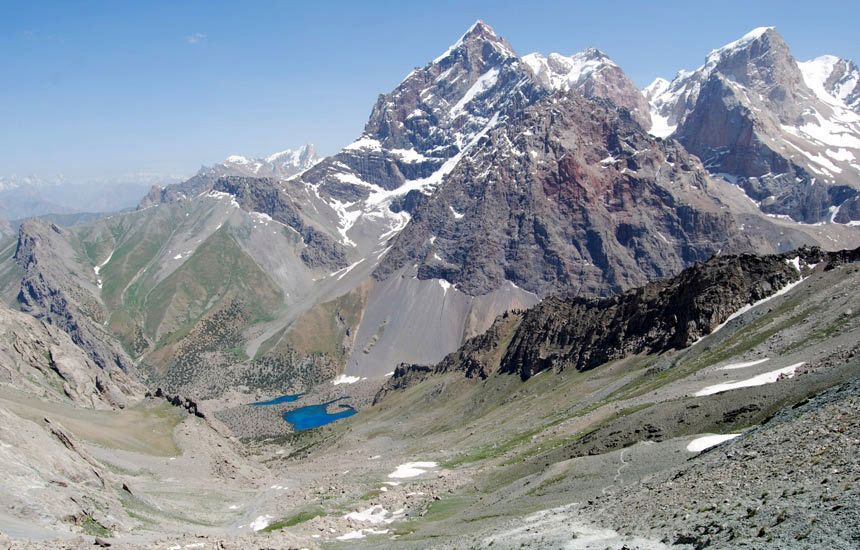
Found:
<box><xmin>376</xmin><ymin>246</ymin><xmax>860</xmax><ymax>400</ymax></box>
<box><xmin>14</xmin><ymin>219</ymin><xmax>136</xmax><ymax>374</ymax></box>
<box><xmin>147</xmin><ymin>388</ymin><xmax>205</xmax><ymax>418</ymax></box>
<box><xmin>0</xmin><ymin>301</ymin><xmax>142</xmax><ymax>409</ymax></box>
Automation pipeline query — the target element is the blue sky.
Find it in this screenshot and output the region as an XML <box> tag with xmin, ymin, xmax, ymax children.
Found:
<box><xmin>2</xmin><ymin>0</ymin><xmax>859</xmax><ymax>181</ymax></box>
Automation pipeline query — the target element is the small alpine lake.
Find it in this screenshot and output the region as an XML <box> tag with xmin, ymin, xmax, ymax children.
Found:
<box><xmin>251</xmin><ymin>393</ymin><xmax>304</xmax><ymax>406</ymax></box>
<box><xmin>283</xmin><ymin>397</ymin><xmax>357</xmax><ymax>431</ymax></box>
<box><xmin>250</xmin><ymin>394</ymin><xmax>357</xmax><ymax>431</ymax></box>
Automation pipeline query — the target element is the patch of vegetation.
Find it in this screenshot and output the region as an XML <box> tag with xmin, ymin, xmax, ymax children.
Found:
<box><xmin>505</xmin><ymin>402</ymin><xmax>652</xmax><ymax>467</ymax></box>
<box><xmin>443</xmin><ymin>427</ymin><xmax>543</xmax><ymax>468</ymax></box>
<box><xmin>81</xmin><ymin>515</ymin><xmax>111</xmax><ymax>537</ymax></box>
<box><xmin>782</xmin><ymin>307</ymin><xmax>859</xmax><ymax>354</ymax></box>
<box><xmin>421</xmin><ymin>495</ymin><xmax>474</xmax><ymax>522</ymax></box>
<box><xmin>505</xmin><ymin>432</ymin><xmax>588</xmax><ymax>466</ymax></box>
<box><xmin>526</xmin><ymin>472</ymin><xmax>568</xmax><ymax>496</ymax></box>
<box><xmin>261</xmin><ymin>507</ymin><xmax>325</xmax><ymax>532</ymax></box>
<box><xmin>281</xmin><ymin>284</ymin><xmax>368</xmax><ymax>361</ymax></box>
<box><xmin>144</xmin><ymin>227</ymin><xmax>281</xmax><ymax>345</ymax></box>
<box><xmin>118</xmin><ymin>400</ymin><xmax>184</xmax><ymax>456</ymax></box>
<box><xmin>119</xmin><ymin>491</ymin><xmax>216</xmax><ymax>528</ymax></box>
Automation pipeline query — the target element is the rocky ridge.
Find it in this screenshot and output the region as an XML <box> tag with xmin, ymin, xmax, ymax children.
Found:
<box><xmin>378</xmin><ymin>246</ymin><xmax>860</xmax><ymax>399</ymax></box>
<box><xmin>0</xmin><ymin>301</ymin><xmax>142</xmax><ymax>409</ymax></box>
<box><xmin>140</xmin><ymin>144</ymin><xmax>318</xmax><ymax>207</ymax></box>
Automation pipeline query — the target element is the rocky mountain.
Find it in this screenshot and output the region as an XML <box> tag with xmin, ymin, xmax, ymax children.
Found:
<box><xmin>523</xmin><ymin>48</ymin><xmax>651</xmax><ymax>128</ymax></box>
<box><xmin>1</xmin><ymin>18</ymin><xmax>860</xmax><ymax>550</ymax></box>
<box><xmin>645</xmin><ymin>27</ymin><xmax>860</xmax><ymax>224</ymax></box>
<box><xmin>13</xmin><ymin>219</ymin><xmax>140</xmax><ymax>376</ymax></box>
<box><xmin>139</xmin><ymin>144</ymin><xmax>318</xmax><ymax>207</ymax></box>
<box><xmin>800</xmin><ymin>55</ymin><xmax>860</xmax><ymax>114</ymax></box>
<box><xmin>372</xmin><ymin>90</ymin><xmax>778</xmax><ymax>298</ymax></box>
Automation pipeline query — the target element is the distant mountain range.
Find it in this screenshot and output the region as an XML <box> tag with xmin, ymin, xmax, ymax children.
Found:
<box><xmin>0</xmin><ymin>173</ymin><xmax>181</xmax><ymax>221</ymax></box>
<box><xmin>0</xmin><ymin>147</ymin><xmax>319</xmax><ymax>222</ymax></box>
<box><xmin>139</xmin><ymin>145</ymin><xmax>319</xmax><ymax>207</ymax></box>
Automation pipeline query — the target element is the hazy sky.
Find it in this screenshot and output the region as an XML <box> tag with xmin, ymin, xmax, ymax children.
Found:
<box><xmin>2</xmin><ymin>0</ymin><xmax>859</xmax><ymax>181</ymax></box>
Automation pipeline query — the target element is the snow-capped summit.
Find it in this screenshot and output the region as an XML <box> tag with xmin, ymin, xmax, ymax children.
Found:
<box><xmin>523</xmin><ymin>49</ymin><xmax>617</xmax><ymax>91</ymax></box>
<box><xmin>644</xmin><ymin>26</ymin><xmax>860</xmax><ymax>224</ymax></box>
<box><xmin>221</xmin><ymin>144</ymin><xmax>318</xmax><ymax>177</ymax></box>
<box><xmin>432</xmin><ymin>19</ymin><xmax>516</xmax><ymax>65</ymax></box>
<box><xmin>704</xmin><ymin>26</ymin><xmax>775</xmax><ymax>68</ymax></box>
<box><xmin>642</xmin><ymin>77</ymin><xmax>670</xmax><ymax>103</ymax></box>
<box><xmin>523</xmin><ymin>48</ymin><xmax>651</xmax><ymax>128</ymax></box>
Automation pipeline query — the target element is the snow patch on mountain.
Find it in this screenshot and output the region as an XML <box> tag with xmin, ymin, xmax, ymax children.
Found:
<box><xmin>799</xmin><ymin>55</ymin><xmax>860</xmax><ymax>112</ymax></box>
<box><xmin>523</xmin><ymin>50</ymin><xmax>617</xmax><ymax>92</ymax></box>
<box><xmin>450</xmin><ymin>68</ymin><xmax>500</xmax><ymax>117</ymax></box>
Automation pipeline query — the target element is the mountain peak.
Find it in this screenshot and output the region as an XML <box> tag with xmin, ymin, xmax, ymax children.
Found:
<box><xmin>265</xmin><ymin>143</ymin><xmax>317</xmax><ymax>164</ymax></box>
<box><xmin>643</xmin><ymin>77</ymin><xmax>670</xmax><ymax>101</ymax></box>
<box><xmin>705</xmin><ymin>26</ymin><xmax>780</xmax><ymax>66</ymax></box>
<box><xmin>579</xmin><ymin>47</ymin><xmax>610</xmax><ymax>60</ymax></box>
<box><xmin>462</xmin><ymin>19</ymin><xmax>497</xmax><ymax>40</ymax></box>
<box><xmin>432</xmin><ymin>19</ymin><xmax>515</xmax><ymax>64</ymax></box>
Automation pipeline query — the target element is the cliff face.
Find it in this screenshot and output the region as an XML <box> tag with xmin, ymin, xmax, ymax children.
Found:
<box><xmin>14</xmin><ymin>220</ymin><xmax>136</xmax><ymax>374</ymax></box>
<box><xmin>0</xmin><ymin>301</ymin><xmax>142</xmax><ymax>409</ymax></box>
<box><xmin>648</xmin><ymin>28</ymin><xmax>860</xmax><ymax>225</ymax></box>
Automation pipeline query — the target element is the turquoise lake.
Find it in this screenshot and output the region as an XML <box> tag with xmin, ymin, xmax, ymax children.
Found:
<box><xmin>251</xmin><ymin>394</ymin><xmax>356</xmax><ymax>431</ymax></box>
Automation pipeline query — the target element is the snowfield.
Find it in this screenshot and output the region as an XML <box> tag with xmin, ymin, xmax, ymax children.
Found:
<box><xmin>696</xmin><ymin>362</ymin><xmax>804</xmax><ymax>396</ymax></box>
